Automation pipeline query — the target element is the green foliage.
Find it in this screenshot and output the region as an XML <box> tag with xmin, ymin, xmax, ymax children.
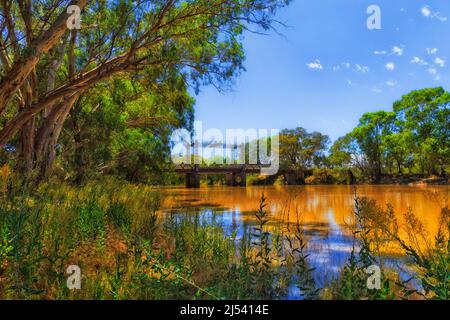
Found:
<box><xmin>0</xmin><ymin>0</ymin><xmax>290</xmax><ymax>182</ymax></box>
<box><xmin>279</xmin><ymin>128</ymin><xmax>330</xmax><ymax>172</ymax></box>
<box><xmin>329</xmin><ymin>135</ymin><xmax>355</xmax><ymax>168</ymax></box>
<box><xmin>107</xmin><ymin>202</ymin><xmax>132</xmax><ymax>236</ymax></box>
<box><xmin>0</xmin><ymin>224</ymin><xmax>13</xmax><ymax>267</ymax></box>
<box><xmin>76</xmin><ymin>202</ymin><xmax>106</xmax><ymax>247</ymax></box>
<box><xmin>350</xmin><ymin>111</ymin><xmax>396</xmax><ymax>181</ymax></box>
<box><xmin>250</xmin><ymin>193</ymin><xmax>274</xmax><ymax>299</ymax></box>
<box><xmin>330</xmin><ymin>87</ymin><xmax>450</xmax><ymax>181</ymax></box>
<box><xmin>393</xmin><ymin>87</ymin><xmax>450</xmax><ymax>175</ymax></box>
<box><xmin>0</xmin><ymin>180</ymin><xmax>446</xmax><ymax>300</ymax></box>
<box><xmin>285</xmin><ymin>218</ymin><xmax>320</xmax><ymax>299</ymax></box>
<box><xmin>0</xmin><ymin>191</ymin><xmax>70</xmax><ymax>298</ymax></box>
<box><xmin>61</xmin><ymin>74</ymin><xmax>195</xmax><ymax>184</ymax></box>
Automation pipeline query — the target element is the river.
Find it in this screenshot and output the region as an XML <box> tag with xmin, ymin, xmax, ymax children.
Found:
<box><xmin>159</xmin><ymin>185</ymin><xmax>449</xmax><ymax>298</ymax></box>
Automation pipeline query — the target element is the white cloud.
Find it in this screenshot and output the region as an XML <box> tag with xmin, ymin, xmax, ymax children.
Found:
<box><xmin>428</xmin><ymin>68</ymin><xmax>437</xmax><ymax>75</ymax></box>
<box><xmin>428</xmin><ymin>68</ymin><xmax>441</xmax><ymax>81</ymax></box>
<box><xmin>306</xmin><ymin>59</ymin><xmax>323</xmax><ymax>70</ymax></box>
<box><xmin>392</xmin><ymin>46</ymin><xmax>404</xmax><ymax>56</ymax></box>
<box><xmin>411</xmin><ymin>56</ymin><xmax>428</xmax><ymax>66</ymax></box>
<box><xmin>421</xmin><ymin>5</ymin><xmax>447</xmax><ymax>22</ymax></box>
<box><xmin>332</xmin><ymin>62</ymin><xmax>352</xmax><ymax>72</ymax></box>
<box><xmin>421</xmin><ymin>6</ymin><xmax>431</xmax><ymax>17</ymax></box>
<box><xmin>374</xmin><ymin>46</ymin><xmax>404</xmax><ymax>56</ymax></box>
<box><xmin>385</xmin><ymin>62</ymin><xmax>395</xmax><ymax>71</ymax></box>
<box><xmin>435</xmin><ymin>57</ymin><xmax>445</xmax><ymax>67</ymax></box>
<box><xmin>354</xmin><ymin>64</ymin><xmax>370</xmax><ymax>74</ymax></box>
<box><xmin>372</xmin><ymin>87</ymin><xmax>382</xmax><ymax>93</ymax></box>
<box><xmin>426</xmin><ymin>48</ymin><xmax>438</xmax><ymax>55</ymax></box>
<box><xmin>386</xmin><ymin>80</ymin><xmax>398</xmax><ymax>87</ymax></box>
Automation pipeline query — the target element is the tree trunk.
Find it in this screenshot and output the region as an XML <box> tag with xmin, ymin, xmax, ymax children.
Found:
<box><xmin>18</xmin><ymin>117</ymin><xmax>36</xmax><ymax>173</ymax></box>
<box><xmin>73</xmin><ymin>130</ymin><xmax>86</xmax><ymax>184</ymax></box>
<box><xmin>69</xmin><ymin>101</ymin><xmax>86</xmax><ymax>184</ymax></box>
<box><xmin>348</xmin><ymin>169</ymin><xmax>355</xmax><ymax>185</ymax></box>
<box><xmin>17</xmin><ymin>68</ymin><xmax>38</xmax><ymax>175</ymax></box>
<box><xmin>373</xmin><ymin>154</ymin><xmax>382</xmax><ymax>182</ymax></box>
<box><xmin>397</xmin><ymin>160</ymin><xmax>402</xmax><ymax>174</ymax></box>
<box><xmin>35</xmin><ymin>95</ymin><xmax>79</xmax><ymax>179</ymax></box>
<box><xmin>0</xmin><ymin>0</ymin><xmax>89</xmax><ymax>113</ymax></box>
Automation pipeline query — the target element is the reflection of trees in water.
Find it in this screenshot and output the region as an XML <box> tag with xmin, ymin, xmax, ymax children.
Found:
<box><xmin>162</xmin><ymin>186</ymin><xmax>446</xmax><ymax>238</ymax></box>
<box><xmin>163</xmin><ymin>189</ymin><xmax>448</xmax><ymax>299</ymax></box>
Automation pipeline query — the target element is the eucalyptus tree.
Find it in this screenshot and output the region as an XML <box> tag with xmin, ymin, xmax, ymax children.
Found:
<box><xmin>347</xmin><ymin>111</ymin><xmax>396</xmax><ymax>182</ymax></box>
<box><xmin>392</xmin><ymin>87</ymin><xmax>450</xmax><ymax>175</ymax></box>
<box><xmin>330</xmin><ymin>87</ymin><xmax>449</xmax><ymax>180</ymax></box>
<box><xmin>279</xmin><ymin>127</ymin><xmax>330</xmax><ymax>171</ymax></box>
<box><xmin>0</xmin><ymin>0</ymin><xmax>289</xmax><ymax>178</ymax></box>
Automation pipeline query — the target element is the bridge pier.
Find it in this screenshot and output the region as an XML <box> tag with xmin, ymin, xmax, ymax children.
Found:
<box><xmin>225</xmin><ymin>173</ymin><xmax>234</xmax><ymax>186</ymax></box>
<box><xmin>237</xmin><ymin>173</ymin><xmax>247</xmax><ymax>187</ymax></box>
<box><xmin>225</xmin><ymin>173</ymin><xmax>247</xmax><ymax>187</ymax></box>
<box><xmin>186</xmin><ymin>172</ymin><xmax>200</xmax><ymax>188</ymax></box>
<box><xmin>284</xmin><ymin>172</ymin><xmax>304</xmax><ymax>185</ymax></box>
<box><xmin>175</xmin><ymin>164</ymin><xmax>265</xmax><ymax>188</ymax></box>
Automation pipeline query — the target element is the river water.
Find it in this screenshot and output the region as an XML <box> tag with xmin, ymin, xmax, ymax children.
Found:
<box><xmin>159</xmin><ymin>185</ymin><xmax>449</xmax><ymax>298</ymax></box>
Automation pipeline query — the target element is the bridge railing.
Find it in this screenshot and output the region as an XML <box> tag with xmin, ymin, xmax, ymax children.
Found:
<box><xmin>173</xmin><ymin>163</ymin><xmax>271</xmax><ymax>173</ymax></box>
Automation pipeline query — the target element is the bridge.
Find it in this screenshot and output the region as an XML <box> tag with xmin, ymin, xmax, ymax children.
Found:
<box><xmin>174</xmin><ymin>164</ymin><xmax>270</xmax><ymax>188</ymax></box>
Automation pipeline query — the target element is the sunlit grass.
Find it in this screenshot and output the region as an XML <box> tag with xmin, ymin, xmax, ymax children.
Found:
<box><xmin>0</xmin><ymin>176</ymin><xmax>447</xmax><ymax>300</ymax></box>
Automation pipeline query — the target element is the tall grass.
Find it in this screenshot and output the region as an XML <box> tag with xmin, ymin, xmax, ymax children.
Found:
<box><xmin>0</xmin><ymin>179</ymin><xmax>447</xmax><ymax>300</ymax></box>
<box><xmin>285</xmin><ymin>217</ymin><xmax>320</xmax><ymax>300</ymax></box>
<box><xmin>329</xmin><ymin>195</ymin><xmax>398</xmax><ymax>300</ymax></box>
<box><xmin>348</xmin><ymin>197</ymin><xmax>449</xmax><ymax>300</ymax></box>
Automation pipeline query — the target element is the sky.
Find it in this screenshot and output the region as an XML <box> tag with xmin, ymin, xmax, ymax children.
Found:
<box><xmin>192</xmin><ymin>0</ymin><xmax>450</xmax><ymax>143</ymax></box>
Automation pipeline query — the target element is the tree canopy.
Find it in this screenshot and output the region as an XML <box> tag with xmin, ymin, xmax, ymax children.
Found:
<box><xmin>279</xmin><ymin>127</ymin><xmax>330</xmax><ymax>171</ymax></box>
<box><xmin>330</xmin><ymin>87</ymin><xmax>450</xmax><ymax>181</ymax></box>
<box><xmin>0</xmin><ymin>0</ymin><xmax>289</xmax><ymax>181</ymax></box>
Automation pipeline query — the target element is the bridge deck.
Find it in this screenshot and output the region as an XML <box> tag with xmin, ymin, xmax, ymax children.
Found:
<box><xmin>174</xmin><ymin>164</ymin><xmax>268</xmax><ymax>174</ymax></box>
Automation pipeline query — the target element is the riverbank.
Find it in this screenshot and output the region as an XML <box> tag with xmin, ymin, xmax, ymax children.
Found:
<box><xmin>379</xmin><ymin>175</ymin><xmax>449</xmax><ymax>185</ymax></box>
<box><xmin>0</xmin><ymin>179</ymin><xmax>447</xmax><ymax>300</ymax></box>
<box><xmin>249</xmin><ymin>172</ymin><xmax>450</xmax><ymax>186</ymax></box>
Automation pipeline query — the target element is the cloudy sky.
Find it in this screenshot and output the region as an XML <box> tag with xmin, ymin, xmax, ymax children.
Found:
<box><xmin>193</xmin><ymin>0</ymin><xmax>450</xmax><ymax>142</ymax></box>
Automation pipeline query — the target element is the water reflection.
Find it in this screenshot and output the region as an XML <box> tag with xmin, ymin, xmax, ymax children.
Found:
<box><xmin>159</xmin><ymin>185</ymin><xmax>449</xmax><ymax>298</ymax></box>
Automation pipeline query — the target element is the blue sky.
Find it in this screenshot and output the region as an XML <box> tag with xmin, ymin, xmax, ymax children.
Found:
<box><xmin>193</xmin><ymin>0</ymin><xmax>450</xmax><ymax>142</ymax></box>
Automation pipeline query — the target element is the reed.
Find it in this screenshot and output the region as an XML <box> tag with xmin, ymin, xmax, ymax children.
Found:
<box><xmin>0</xmin><ymin>180</ymin><xmax>447</xmax><ymax>300</ymax></box>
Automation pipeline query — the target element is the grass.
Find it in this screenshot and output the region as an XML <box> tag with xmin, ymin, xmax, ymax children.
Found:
<box><xmin>0</xmin><ymin>177</ymin><xmax>447</xmax><ymax>300</ymax></box>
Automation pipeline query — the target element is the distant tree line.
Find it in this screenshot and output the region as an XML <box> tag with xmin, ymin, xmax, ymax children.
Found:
<box><xmin>279</xmin><ymin>87</ymin><xmax>449</xmax><ymax>183</ymax></box>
